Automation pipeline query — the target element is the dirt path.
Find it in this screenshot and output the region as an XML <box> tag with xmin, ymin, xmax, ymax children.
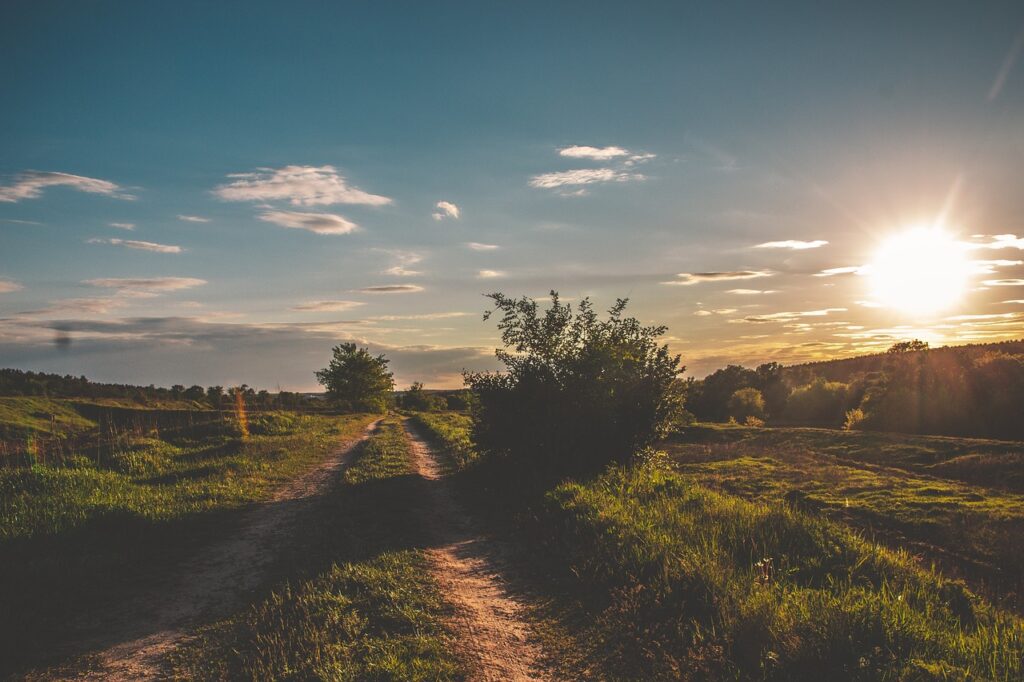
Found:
<box><xmin>403</xmin><ymin>419</ymin><xmax>549</xmax><ymax>682</ymax></box>
<box><xmin>46</xmin><ymin>419</ymin><xmax>381</xmax><ymax>682</ymax></box>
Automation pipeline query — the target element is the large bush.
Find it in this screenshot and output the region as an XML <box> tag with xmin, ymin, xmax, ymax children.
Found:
<box><xmin>465</xmin><ymin>292</ymin><xmax>686</xmax><ymax>480</ymax></box>
<box><xmin>783</xmin><ymin>377</ymin><xmax>850</xmax><ymax>426</ymax></box>
<box><xmin>315</xmin><ymin>343</ymin><xmax>394</xmax><ymax>413</ymax></box>
<box><xmin>728</xmin><ymin>387</ymin><xmax>765</xmax><ymax>422</ymax></box>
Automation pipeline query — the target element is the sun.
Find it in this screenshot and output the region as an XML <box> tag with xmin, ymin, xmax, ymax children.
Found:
<box><xmin>867</xmin><ymin>225</ymin><xmax>970</xmax><ymax>314</ymax></box>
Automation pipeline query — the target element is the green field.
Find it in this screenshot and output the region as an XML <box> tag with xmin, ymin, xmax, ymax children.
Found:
<box><xmin>172</xmin><ymin>418</ymin><xmax>461</xmax><ymax>681</ymax></box>
<box><xmin>0</xmin><ymin>407</ymin><xmax>376</xmax><ymax>675</ymax></box>
<box><xmin>434</xmin><ymin>414</ymin><xmax>1024</xmax><ymax>680</ymax></box>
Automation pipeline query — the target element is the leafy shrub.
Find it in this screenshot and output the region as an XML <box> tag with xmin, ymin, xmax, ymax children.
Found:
<box><xmin>784</xmin><ymin>378</ymin><xmax>850</xmax><ymax>426</ymax></box>
<box><xmin>728</xmin><ymin>387</ymin><xmax>765</xmax><ymax>422</ymax></box>
<box><xmin>247</xmin><ymin>412</ymin><xmax>298</xmax><ymax>436</ymax></box>
<box><xmin>465</xmin><ymin>292</ymin><xmax>686</xmax><ymax>481</ymax></box>
<box><xmin>843</xmin><ymin>407</ymin><xmax>866</xmax><ymax>431</ymax></box>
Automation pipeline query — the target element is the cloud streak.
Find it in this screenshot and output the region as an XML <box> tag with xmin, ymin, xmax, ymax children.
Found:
<box><xmin>529</xmin><ymin>168</ymin><xmax>643</xmax><ymax>189</ymax></box>
<box><xmin>88</xmin><ymin>238</ymin><xmax>182</xmax><ymax>253</ymax></box>
<box><xmin>177</xmin><ymin>215</ymin><xmax>210</xmax><ymax>223</ymax></box>
<box><xmin>663</xmin><ymin>270</ymin><xmax>772</xmax><ymax>286</ymax></box>
<box><xmin>84</xmin><ymin>277</ymin><xmax>207</xmax><ymax>292</ymax></box>
<box><xmin>356</xmin><ymin>285</ymin><xmax>424</xmax><ymax>294</ymax></box>
<box><xmin>258</xmin><ymin>210</ymin><xmax>358</xmax><ymax>235</ymax></box>
<box><xmin>466</xmin><ymin>242</ymin><xmax>499</xmax><ymax>251</ymax></box>
<box><xmin>0</xmin><ymin>171</ymin><xmax>134</xmax><ymax>202</ymax></box>
<box><xmin>754</xmin><ymin>239</ymin><xmax>828</xmax><ymax>250</ymax></box>
<box><xmin>0</xmin><ymin>279</ymin><xmax>23</xmax><ymax>293</ymax></box>
<box><xmin>290</xmin><ymin>300</ymin><xmax>365</xmax><ymax>312</ymax></box>
<box><xmin>214</xmin><ymin>165</ymin><xmax>391</xmax><ymax>207</ymax></box>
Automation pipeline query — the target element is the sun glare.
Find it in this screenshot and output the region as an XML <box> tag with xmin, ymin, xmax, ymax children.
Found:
<box><xmin>868</xmin><ymin>225</ymin><xmax>970</xmax><ymax>314</ymax></box>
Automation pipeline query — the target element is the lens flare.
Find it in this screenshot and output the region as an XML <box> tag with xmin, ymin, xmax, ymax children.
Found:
<box><xmin>867</xmin><ymin>225</ymin><xmax>970</xmax><ymax>314</ymax></box>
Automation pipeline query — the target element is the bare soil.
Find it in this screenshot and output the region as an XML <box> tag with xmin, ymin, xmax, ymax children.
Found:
<box><xmin>403</xmin><ymin>419</ymin><xmax>550</xmax><ymax>682</ymax></box>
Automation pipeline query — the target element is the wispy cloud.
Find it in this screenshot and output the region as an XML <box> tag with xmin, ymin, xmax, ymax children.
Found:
<box><xmin>529</xmin><ymin>168</ymin><xmax>643</xmax><ymax>190</ymax></box>
<box><xmin>88</xmin><ymin>238</ymin><xmax>182</xmax><ymax>254</ymax></box>
<box><xmin>84</xmin><ymin>277</ymin><xmax>207</xmax><ymax>292</ymax></box>
<box><xmin>368</xmin><ymin>312</ymin><xmax>471</xmax><ymax>321</ymax></box>
<box><xmin>0</xmin><ymin>218</ymin><xmax>43</xmax><ymax>225</ymax></box>
<box><xmin>432</xmin><ymin>200</ymin><xmax>460</xmax><ymax>220</ymax></box>
<box><xmin>727</xmin><ymin>288</ymin><xmax>778</xmax><ymax>295</ymax></box>
<box><xmin>177</xmin><ymin>214</ymin><xmax>210</xmax><ymax>223</ymax></box>
<box><xmin>663</xmin><ymin>270</ymin><xmax>772</xmax><ymax>286</ymax></box>
<box><xmin>735</xmin><ymin>308</ymin><xmax>847</xmax><ymax>323</ymax></box>
<box><xmin>356</xmin><ymin>285</ymin><xmax>424</xmax><ymax>294</ymax></box>
<box><xmin>968</xmin><ymin>234</ymin><xmax>1024</xmax><ymax>250</ymax></box>
<box><xmin>477</xmin><ymin>269</ymin><xmax>505</xmax><ymax>279</ymax></box>
<box><xmin>258</xmin><ymin>210</ymin><xmax>358</xmax><ymax>235</ymax></box>
<box><xmin>0</xmin><ymin>279</ymin><xmax>23</xmax><ymax>293</ymax></box>
<box><xmin>379</xmin><ymin>250</ymin><xmax>424</xmax><ymax>276</ymax></box>
<box><xmin>19</xmin><ymin>296</ymin><xmax>129</xmax><ymax>316</ymax></box>
<box><xmin>814</xmin><ymin>266</ymin><xmax>864</xmax><ymax>277</ymax></box>
<box><xmin>695</xmin><ymin>308</ymin><xmax>737</xmax><ymax>316</ymax></box>
<box><xmin>971</xmin><ymin>259</ymin><xmax>1023</xmax><ymax>274</ymax></box>
<box><xmin>558</xmin><ymin>145</ymin><xmax>630</xmax><ymax>160</ymax></box>
<box><xmin>0</xmin><ymin>170</ymin><xmax>134</xmax><ymax>202</ymax></box>
<box><xmin>466</xmin><ymin>242</ymin><xmax>499</xmax><ymax>251</ymax></box>
<box><xmin>291</xmin><ymin>300</ymin><xmax>365</xmax><ymax>312</ymax></box>
<box><xmin>214</xmin><ymin>165</ymin><xmax>391</xmax><ymax>207</ymax></box>
<box><xmin>109</xmin><ymin>222</ymin><xmax>135</xmax><ymax>230</ymax></box>
<box><xmin>983</xmin><ymin>279</ymin><xmax>1024</xmax><ymax>286</ymax></box>
<box><xmin>754</xmin><ymin>239</ymin><xmax>828</xmax><ymax>250</ymax></box>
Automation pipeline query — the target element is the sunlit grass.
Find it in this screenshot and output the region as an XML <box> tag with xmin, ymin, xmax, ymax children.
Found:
<box><xmin>172</xmin><ymin>417</ymin><xmax>462</xmax><ymax>681</ymax></box>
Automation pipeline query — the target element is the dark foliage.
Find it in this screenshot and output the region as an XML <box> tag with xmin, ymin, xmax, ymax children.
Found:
<box><xmin>315</xmin><ymin>343</ymin><xmax>395</xmax><ymax>413</ymax></box>
<box><xmin>464</xmin><ymin>292</ymin><xmax>686</xmax><ymax>481</ymax></box>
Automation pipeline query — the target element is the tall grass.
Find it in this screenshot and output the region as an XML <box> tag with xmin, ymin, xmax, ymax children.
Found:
<box><xmin>539</xmin><ymin>461</ymin><xmax>1024</xmax><ymax>680</ymax></box>
<box><xmin>0</xmin><ymin>412</ymin><xmax>377</xmax><ymax>676</ymax></box>
<box><xmin>171</xmin><ymin>418</ymin><xmax>463</xmax><ymax>681</ymax></box>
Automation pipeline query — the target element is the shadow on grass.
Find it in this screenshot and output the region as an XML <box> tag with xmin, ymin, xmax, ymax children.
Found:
<box><xmin>0</xmin><ymin>439</ymin><xmax>467</xmax><ymax>679</ymax></box>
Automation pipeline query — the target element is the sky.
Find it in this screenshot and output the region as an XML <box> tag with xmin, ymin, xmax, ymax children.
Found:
<box><xmin>2</xmin><ymin>1</ymin><xmax>1024</xmax><ymax>390</ymax></box>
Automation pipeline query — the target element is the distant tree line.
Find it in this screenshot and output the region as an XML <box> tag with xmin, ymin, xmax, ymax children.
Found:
<box><xmin>686</xmin><ymin>340</ymin><xmax>1024</xmax><ymax>440</ymax></box>
<box><xmin>0</xmin><ymin>368</ymin><xmax>315</xmax><ymax>410</ymax></box>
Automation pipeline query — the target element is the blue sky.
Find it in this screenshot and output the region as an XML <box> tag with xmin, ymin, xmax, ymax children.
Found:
<box><xmin>2</xmin><ymin>1</ymin><xmax>1024</xmax><ymax>389</ymax></box>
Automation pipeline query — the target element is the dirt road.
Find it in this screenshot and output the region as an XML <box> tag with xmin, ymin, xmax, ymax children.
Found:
<box><xmin>43</xmin><ymin>419</ymin><xmax>381</xmax><ymax>681</ymax></box>
<box><xmin>403</xmin><ymin>419</ymin><xmax>549</xmax><ymax>682</ymax></box>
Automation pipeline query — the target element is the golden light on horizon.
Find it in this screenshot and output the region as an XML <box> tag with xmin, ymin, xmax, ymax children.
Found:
<box><xmin>867</xmin><ymin>225</ymin><xmax>971</xmax><ymax>315</ymax></box>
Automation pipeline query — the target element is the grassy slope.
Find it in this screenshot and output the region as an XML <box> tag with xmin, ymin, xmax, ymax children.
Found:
<box><xmin>171</xmin><ymin>418</ymin><xmax>463</xmax><ymax>681</ymax></box>
<box><xmin>542</xmin><ymin>463</ymin><xmax>1023</xmax><ymax>680</ymax></box>
<box><xmin>674</xmin><ymin>423</ymin><xmax>1024</xmax><ymax>491</ymax></box>
<box><xmin>0</xmin><ymin>412</ymin><xmax>376</xmax><ymax>676</ymax></box>
<box><xmin>666</xmin><ymin>424</ymin><xmax>1024</xmax><ymax>608</ymax></box>
<box><xmin>0</xmin><ymin>396</ymin><xmax>96</xmax><ymax>438</ymax></box>
<box><xmin>429</xmin><ymin>412</ymin><xmax>1024</xmax><ymax>680</ymax></box>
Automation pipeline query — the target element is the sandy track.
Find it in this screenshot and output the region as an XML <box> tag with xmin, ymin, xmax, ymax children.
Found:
<box><xmin>45</xmin><ymin>418</ymin><xmax>381</xmax><ymax>681</ymax></box>
<box><xmin>403</xmin><ymin>419</ymin><xmax>548</xmax><ymax>682</ymax></box>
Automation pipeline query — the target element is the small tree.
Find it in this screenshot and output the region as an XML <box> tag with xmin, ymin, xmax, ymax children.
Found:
<box><xmin>888</xmin><ymin>339</ymin><xmax>929</xmax><ymax>354</ymax></box>
<box><xmin>315</xmin><ymin>343</ymin><xmax>395</xmax><ymax>412</ymax></box>
<box><xmin>728</xmin><ymin>387</ymin><xmax>766</xmax><ymax>422</ymax></box>
<box><xmin>465</xmin><ymin>292</ymin><xmax>686</xmax><ymax>480</ymax></box>
<box><xmin>400</xmin><ymin>382</ymin><xmax>447</xmax><ymax>411</ymax></box>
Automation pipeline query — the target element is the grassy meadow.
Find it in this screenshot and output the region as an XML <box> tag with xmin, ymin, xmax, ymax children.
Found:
<box><xmin>429</xmin><ymin>413</ymin><xmax>1024</xmax><ymax>680</ymax></box>
<box><xmin>172</xmin><ymin>417</ymin><xmax>462</xmax><ymax>681</ymax></box>
<box><xmin>0</xmin><ymin>401</ymin><xmax>376</xmax><ymax>676</ymax></box>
